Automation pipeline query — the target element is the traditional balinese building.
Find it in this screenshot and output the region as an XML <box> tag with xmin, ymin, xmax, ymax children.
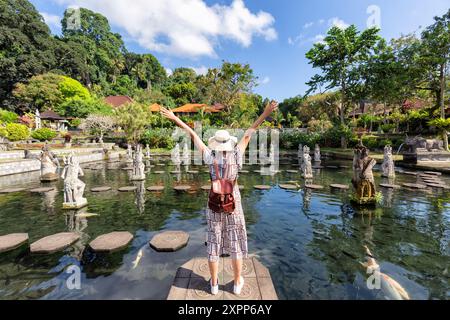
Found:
<box><xmin>149</xmin><ymin>103</ymin><xmax>163</xmax><ymax>112</ymax></box>
<box><xmin>171</xmin><ymin>103</ymin><xmax>222</xmax><ymax>116</ymax></box>
<box><xmin>104</xmin><ymin>95</ymin><xmax>134</xmax><ymax>108</ymax></box>
<box><xmin>40</xmin><ymin>110</ymin><xmax>69</xmax><ymax>132</ymax></box>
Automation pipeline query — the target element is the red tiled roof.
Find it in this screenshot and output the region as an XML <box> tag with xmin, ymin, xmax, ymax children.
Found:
<box><xmin>149</xmin><ymin>103</ymin><xmax>162</xmax><ymax>112</ymax></box>
<box><xmin>172</xmin><ymin>104</ymin><xmax>221</xmax><ymax>113</ymax></box>
<box><xmin>40</xmin><ymin>110</ymin><xmax>65</xmax><ymax>120</ymax></box>
<box><xmin>104</xmin><ymin>96</ymin><xmax>134</xmax><ymax>107</ymax></box>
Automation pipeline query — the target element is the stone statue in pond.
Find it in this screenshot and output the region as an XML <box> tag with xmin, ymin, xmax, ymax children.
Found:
<box><xmin>382</xmin><ymin>145</ymin><xmax>395</xmax><ymax>178</ymax></box>
<box><xmin>40</xmin><ymin>144</ymin><xmax>60</xmax><ymax>182</ymax></box>
<box><xmin>145</xmin><ymin>144</ymin><xmax>151</xmax><ymax>159</ymax></box>
<box><xmin>314</xmin><ymin>144</ymin><xmax>321</xmax><ymax>162</ymax></box>
<box><xmin>61</xmin><ymin>153</ymin><xmax>87</xmax><ymax>209</ymax></box>
<box><xmin>126</xmin><ymin>144</ymin><xmax>133</xmax><ymax>163</ymax></box>
<box><xmin>182</xmin><ymin>142</ymin><xmax>190</xmax><ymax>165</ymax></box>
<box><xmin>172</xmin><ymin>143</ymin><xmax>181</xmax><ymax>165</ymax></box>
<box><xmin>131</xmin><ymin>144</ymin><xmax>146</xmax><ymax>181</ymax></box>
<box><xmin>301</xmin><ymin>145</ymin><xmax>313</xmax><ymax>179</ymax></box>
<box><xmin>352</xmin><ymin>145</ymin><xmax>377</xmax><ymax>205</ymax></box>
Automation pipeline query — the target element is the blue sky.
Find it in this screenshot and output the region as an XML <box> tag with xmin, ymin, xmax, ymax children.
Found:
<box><xmin>32</xmin><ymin>0</ymin><xmax>449</xmax><ymax>101</ymax></box>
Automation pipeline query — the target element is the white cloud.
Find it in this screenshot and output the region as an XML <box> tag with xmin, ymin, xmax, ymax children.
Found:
<box><xmin>260</xmin><ymin>76</ymin><xmax>270</xmax><ymax>85</ymax></box>
<box><xmin>328</xmin><ymin>17</ymin><xmax>349</xmax><ymax>29</ymax></box>
<box><xmin>303</xmin><ymin>22</ymin><xmax>314</xmax><ymax>29</ymax></box>
<box><xmin>313</xmin><ymin>34</ymin><xmax>325</xmax><ymax>44</ymax></box>
<box><xmin>52</xmin><ymin>0</ymin><xmax>277</xmax><ymax>58</ymax></box>
<box><xmin>189</xmin><ymin>66</ymin><xmax>209</xmax><ymax>75</ymax></box>
<box><xmin>165</xmin><ymin>68</ymin><xmax>173</xmax><ymax>76</ymax></box>
<box><xmin>40</xmin><ymin>12</ymin><xmax>61</xmax><ymax>28</ymax></box>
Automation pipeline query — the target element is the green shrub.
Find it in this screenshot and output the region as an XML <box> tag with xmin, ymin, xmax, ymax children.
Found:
<box><xmin>31</xmin><ymin>128</ymin><xmax>58</xmax><ymax>142</ymax></box>
<box><xmin>0</xmin><ymin>109</ymin><xmax>18</xmax><ymax>124</ymax></box>
<box><xmin>141</xmin><ymin>128</ymin><xmax>175</xmax><ymax>149</ymax></box>
<box><xmin>5</xmin><ymin>123</ymin><xmax>29</xmax><ymax>141</ymax></box>
<box><xmin>0</xmin><ymin>127</ymin><xmax>8</xmax><ymax>138</ymax></box>
<box><xmin>322</xmin><ymin>125</ymin><xmax>357</xmax><ymax>148</ymax></box>
<box><xmin>378</xmin><ymin>139</ymin><xmax>393</xmax><ymax>149</ymax></box>
<box><xmin>362</xmin><ymin>135</ymin><xmax>378</xmax><ymax>149</ymax></box>
<box><xmin>380</xmin><ymin>123</ymin><xmax>396</xmax><ymax>133</ymax></box>
<box><xmin>280</xmin><ymin>130</ymin><xmax>320</xmax><ymax>150</ymax></box>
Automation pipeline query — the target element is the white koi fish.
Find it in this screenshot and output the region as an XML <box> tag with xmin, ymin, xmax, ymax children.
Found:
<box><xmin>132</xmin><ymin>249</ymin><xmax>144</xmax><ymax>269</ymax></box>
<box><xmin>361</xmin><ymin>245</ymin><xmax>410</xmax><ymax>300</ymax></box>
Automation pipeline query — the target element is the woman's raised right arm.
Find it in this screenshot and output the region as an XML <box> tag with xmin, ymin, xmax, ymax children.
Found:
<box><xmin>160</xmin><ymin>107</ymin><xmax>208</xmax><ymax>154</ymax></box>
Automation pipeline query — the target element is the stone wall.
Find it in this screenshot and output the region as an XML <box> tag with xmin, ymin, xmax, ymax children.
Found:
<box><xmin>0</xmin><ymin>159</ymin><xmax>40</xmax><ymax>177</ymax></box>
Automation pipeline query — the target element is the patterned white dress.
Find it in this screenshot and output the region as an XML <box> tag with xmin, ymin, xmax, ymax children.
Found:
<box><xmin>203</xmin><ymin>147</ymin><xmax>248</xmax><ymax>263</ymax></box>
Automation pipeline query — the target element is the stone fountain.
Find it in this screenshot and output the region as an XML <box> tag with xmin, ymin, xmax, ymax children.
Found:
<box><xmin>61</xmin><ymin>153</ymin><xmax>88</xmax><ymax>209</ymax></box>
<box><xmin>402</xmin><ymin>136</ymin><xmax>450</xmax><ymax>164</ymax></box>
<box><xmin>351</xmin><ymin>145</ymin><xmax>377</xmax><ymax>205</ymax></box>
<box><xmin>145</xmin><ymin>144</ymin><xmax>151</xmax><ymax>159</ymax></box>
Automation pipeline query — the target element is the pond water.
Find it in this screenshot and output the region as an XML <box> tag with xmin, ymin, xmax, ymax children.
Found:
<box><xmin>0</xmin><ymin>157</ymin><xmax>449</xmax><ymax>300</ymax></box>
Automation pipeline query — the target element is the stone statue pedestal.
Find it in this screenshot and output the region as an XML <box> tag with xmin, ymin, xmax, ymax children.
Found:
<box><xmin>40</xmin><ymin>172</ymin><xmax>59</xmax><ymax>182</ymax></box>
<box><xmin>63</xmin><ymin>198</ymin><xmax>88</xmax><ymax>210</ymax></box>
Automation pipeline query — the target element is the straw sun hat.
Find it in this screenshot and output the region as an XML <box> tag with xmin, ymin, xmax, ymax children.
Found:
<box><xmin>208</xmin><ymin>130</ymin><xmax>238</xmax><ymax>152</ymax></box>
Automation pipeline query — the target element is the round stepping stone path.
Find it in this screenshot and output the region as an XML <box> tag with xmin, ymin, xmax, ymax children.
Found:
<box><xmin>201</xmin><ymin>185</ymin><xmax>211</xmax><ymax>191</ymax></box>
<box><xmin>89</xmin><ymin>231</ymin><xmax>133</xmax><ymax>253</ymax></box>
<box><xmin>239</xmin><ymin>170</ymin><xmax>249</xmax><ymax>174</ymax></box>
<box><xmin>279</xmin><ymin>184</ymin><xmax>298</xmax><ymax>190</ymax></box>
<box><xmin>91</xmin><ymin>186</ymin><xmax>112</xmax><ymax>192</ymax></box>
<box><xmin>174</xmin><ymin>186</ymin><xmax>192</xmax><ymax>192</ymax></box>
<box><xmin>330</xmin><ymin>184</ymin><xmax>350</xmax><ymax>190</ymax></box>
<box><xmin>0</xmin><ymin>233</ymin><xmax>29</xmax><ymax>253</ymax></box>
<box><xmin>326</xmin><ymin>166</ymin><xmax>339</xmax><ymax>169</ymax></box>
<box><xmin>402</xmin><ymin>183</ymin><xmax>427</xmax><ymax>189</ymax></box>
<box><xmin>305</xmin><ymin>184</ymin><xmax>324</xmax><ymax>190</ymax></box>
<box><xmin>286</xmin><ymin>170</ymin><xmax>299</xmax><ymax>174</ymax></box>
<box><xmin>254</xmin><ymin>185</ymin><xmax>271</xmax><ymax>190</ymax></box>
<box><xmin>29</xmin><ymin>187</ymin><xmax>55</xmax><ymax>193</ymax></box>
<box><xmin>0</xmin><ymin>188</ymin><xmax>26</xmax><ymax>194</ymax></box>
<box><xmin>154</xmin><ymin>171</ymin><xmax>165</xmax><ymax>174</ymax></box>
<box><xmin>404</xmin><ymin>171</ymin><xmax>418</xmax><ymax>176</ymax></box>
<box><xmin>339</xmin><ymin>165</ymin><xmax>350</xmax><ymax>169</ymax></box>
<box><xmin>171</xmin><ymin>171</ymin><xmax>182</xmax><ymax>174</ymax></box>
<box><xmin>147</xmin><ymin>186</ymin><xmax>165</xmax><ymax>192</ymax></box>
<box><xmin>425</xmin><ymin>183</ymin><xmax>448</xmax><ymax>189</ymax></box>
<box><xmin>239</xmin><ymin>185</ymin><xmax>245</xmax><ymax>190</ymax></box>
<box><xmin>118</xmin><ymin>186</ymin><xmax>137</xmax><ymax>192</ymax></box>
<box><xmin>122</xmin><ymin>167</ymin><xmax>133</xmax><ymax>171</ymax></box>
<box><xmin>380</xmin><ymin>184</ymin><xmax>401</xmax><ymax>189</ymax></box>
<box><xmin>30</xmin><ymin>232</ymin><xmax>80</xmax><ymax>254</ymax></box>
<box><xmin>150</xmin><ymin>231</ymin><xmax>189</xmax><ymax>252</ymax></box>
<box><xmin>312</xmin><ymin>166</ymin><xmax>324</xmax><ymax>169</ymax></box>
<box><xmin>187</xmin><ymin>171</ymin><xmax>199</xmax><ymax>174</ymax></box>
<box><xmin>157</xmin><ymin>164</ymin><xmax>166</xmax><ymax>167</ymax></box>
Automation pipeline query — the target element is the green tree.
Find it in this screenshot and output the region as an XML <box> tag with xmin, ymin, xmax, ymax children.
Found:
<box><xmin>164</xmin><ymin>82</ymin><xmax>198</xmax><ymax>106</ymax></box>
<box><xmin>0</xmin><ymin>109</ymin><xmax>18</xmax><ymax>123</ymax></box>
<box><xmin>0</xmin><ymin>0</ymin><xmax>58</xmax><ymax>106</ymax></box>
<box><xmin>428</xmin><ymin>118</ymin><xmax>450</xmax><ymax>151</ymax></box>
<box><xmin>113</xmin><ymin>102</ymin><xmax>151</xmax><ymax>144</ymax></box>
<box><xmin>305</xmin><ymin>25</ymin><xmax>380</xmax><ymax>147</ymax></box>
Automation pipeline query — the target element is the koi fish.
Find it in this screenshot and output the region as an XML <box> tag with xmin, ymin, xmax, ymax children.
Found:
<box><xmin>361</xmin><ymin>245</ymin><xmax>410</xmax><ymax>300</ymax></box>
<box><xmin>132</xmin><ymin>249</ymin><xmax>144</xmax><ymax>269</ymax></box>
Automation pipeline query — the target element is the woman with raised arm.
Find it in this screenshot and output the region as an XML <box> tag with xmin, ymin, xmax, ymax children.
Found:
<box><xmin>161</xmin><ymin>101</ymin><xmax>278</xmax><ymax>296</ymax></box>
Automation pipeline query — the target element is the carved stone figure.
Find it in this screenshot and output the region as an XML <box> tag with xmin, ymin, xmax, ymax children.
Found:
<box><xmin>145</xmin><ymin>144</ymin><xmax>151</xmax><ymax>159</ymax></box>
<box><xmin>314</xmin><ymin>144</ymin><xmax>321</xmax><ymax>162</ymax></box>
<box><xmin>131</xmin><ymin>144</ymin><xmax>146</xmax><ymax>181</ymax></box>
<box><xmin>381</xmin><ymin>145</ymin><xmax>395</xmax><ymax>178</ymax></box>
<box><xmin>298</xmin><ymin>144</ymin><xmax>304</xmax><ymax>162</ymax></box>
<box><xmin>352</xmin><ymin>145</ymin><xmax>377</xmax><ymax>205</ymax></box>
<box><xmin>172</xmin><ymin>143</ymin><xmax>181</xmax><ymax>165</ymax></box>
<box><xmin>35</xmin><ymin>109</ymin><xmax>42</xmax><ymax>130</ymax></box>
<box><xmin>40</xmin><ymin>145</ymin><xmax>60</xmax><ymax>182</ymax></box>
<box><xmin>61</xmin><ymin>153</ymin><xmax>87</xmax><ymax>209</ymax></box>
<box><xmin>404</xmin><ymin>136</ymin><xmax>445</xmax><ymax>153</ymax></box>
<box><xmin>301</xmin><ymin>145</ymin><xmax>313</xmax><ymax>179</ymax></box>
<box><xmin>126</xmin><ymin>144</ymin><xmax>133</xmax><ymax>163</ymax></box>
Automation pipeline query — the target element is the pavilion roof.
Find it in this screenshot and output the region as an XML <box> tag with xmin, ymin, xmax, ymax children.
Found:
<box><xmin>104</xmin><ymin>95</ymin><xmax>134</xmax><ymax>107</ymax></box>
<box><xmin>40</xmin><ymin>110</ymin><xmax>65</xmax><ymax>120</ymax></box>
<box><xmin>171</xmin><ymin>103</ymin><xmax>221</xmax><ymax>113</ymax></box>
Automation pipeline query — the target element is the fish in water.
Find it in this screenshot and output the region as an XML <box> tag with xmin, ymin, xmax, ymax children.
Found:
<box><xmin>361</xmin><ymin>245</ymin><xmax>410</xmax><ymax>300</ymax></box>
<box><xmin>132</xmin><ymin>249</ymin><xmax>144</xmax><ymax>269</ymax></box>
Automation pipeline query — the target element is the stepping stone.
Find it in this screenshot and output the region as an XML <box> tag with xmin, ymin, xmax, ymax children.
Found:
<box><xmin>91</xmin><ymin>187</ymin><xmax>112</xmax><ymax>192</ymax></box>
<box><xmin>187</xmin><ymin>171</ymin><xmax>199</xmax><ymax>174</ymax></box>
<box><xmin>201</xmin><ymin>185</ymin><xmax>211</xmax><ymax>191</ymax></box>
<box><xmin>154</xmin><ymin>171</ymin><xmax>166</xmax><ymax>174</ymax></box>
<box><xmin>157</xmin><ymin>164</ymin><xmax>166</xmax><ymax>167</ymax></box>
<box><xmin>89</xmin><ymin>231</ymin><xmax>134</xmax><ymax>253</ymax></box>
<box><xmin>167</xmin><ymin>257</ymin><xmax>277</xmax><ymax>300</ymax></box>
<box><xmin>122</xmin><ymin>167</ymin><xmax>133</xmax><ymax>171</ymax></box>
<box><xmin>171</xmin><ymin>171</ymin><xmax>182</xmax><ymax>174</ymax></box>
<box><xmin>312</xmin><ymin>166</ymin><xmax>324</xmax><ymax>169</ymax></box>
<box><xmin>29</xmin><ymin>187</ymin><xmax>55</xmax><ymax>193</ymax></box>
<box><xmin>339</xmin><ymin>165</ymin><xmax>350</xmax><ymax>169</ymax></box>
<box><xmin>380</xmin><ymin>184</ymin><xmax>401</xmax><ymax>189</ymax></box>
<box><xmin>425</xmin><ymin>183</ymin><xmax>447</xmax><ymax>189</ymax></box>
<box><xmin>150</xmin><ymin>231</ymin><xmax>190</xmax><ymax>252</ymax></box>
<box><xmin>147</xmin><ymin>186</ymin><xmax>165</xmax><ymax>192</ymax></box>
<box><xmin>402</xmin><ymin>183</ymin><xmax>427</xmax><ymax>189</ymax></box>
<box><xmin>0</xmin><ymin>233</ymin><xmax>29</xmax><ymax>253</ymax></box>
<box><xmin>0</xmin><ymin>188</ymin><xmax>26</xmax><ymax>194</ymax></box>
<box><xmin>305</xmin><ymin>184</ymin><xmax>324</xmax><ymax>190</ymax></box>
<box><xmin>330</xmin><ymin>184</ymin><xmax>350</xmax><ymax>190</ymax></box>
<box><xmin>30</xmin><ymin>232</ymin><xmax>80</xmax><ymax>254</ymax></box>
<box><xmin>174</xmin><ymin>186</ymin><xmax>192</xmax><ymax>192</ymax></box>
<box><xmin>424</xmin><ymin>171</ymin><xmax>442</xmax><ymax>176</ymax></box>
<box><xmin>254</xmin><ymin>185</ymin><xmax>271</xmax><ymax>190</ymax></box>
<box><xmin>286</xmin><ymin>170</ymin><xmax>299</xmax><ymax>174</ymax></box>
<box><xmin>326</xmin><ymin>166</ymin><xmax>339</xmax><ymax>169</ymax></box>
<box><xmin>404</xmin><ymin>171</ymin><xmax>418</xmax><ymax>176</ymax></box>
<box><xmin>239</xmin><ymin>185</ymin><xmax>245</xmax><ymax>190</ymax></box>
<box><xmin>279</xmin><ymin>184</ymin><xmax>298</xmax><ymax>190</ymax></box>
<box><xmin>239</xmin><ymin>170</ymin><xmax>250</xmax><ymax>174</ymax></box>
<box><xmin>253</xmin><ymin>170</ymin><xmax>263</xmax><ymax>174</ymax></box>
<box><xmin>118</xmin><ymin>186</ymin><xmax>137</xmax><ymax>192</ymax></box>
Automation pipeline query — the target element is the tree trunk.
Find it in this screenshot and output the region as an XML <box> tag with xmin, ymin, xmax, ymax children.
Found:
<box><xmin>443</xmin><ymin>130</ymin><xmax>449</xmax><ymax>152</ymax></box>
<box><xmin>339</xmin><ymin>94</ymin><xmax>347</xmax><ymax>149</ymax></box>
<box><xmin>439</xmin><ymin>63</ymin><xmax>446</xmax><ymax>119</ymax></box>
